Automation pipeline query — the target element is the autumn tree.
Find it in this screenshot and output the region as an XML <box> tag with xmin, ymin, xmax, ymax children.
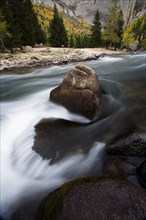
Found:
<box><xmin>123</xmin><ymin>14</ymin><xmax>146</xmax><ymax>49</ymax></box>
<box><xmin>49</xmin><ymin>4</ymin><xmax>68</xmax><ymax>47</ymax></box>
<box><xmin>102</xmin><ymin>0</ymin><xmax>123</xmax><ymax>49</ymax></box>
<box><xmin>90</xmin><ymin>10</ymin><xmax>102</xmax><ymax>47</ymax></box>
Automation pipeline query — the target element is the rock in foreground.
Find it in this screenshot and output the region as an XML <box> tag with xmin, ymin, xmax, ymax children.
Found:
<box><xmin>102</xmin><ymin>156</ymin><xmax>136</xmax><ymax>178</ymax></box>
<box><xmin>50</xmin><ymin>65</ymin><xmax>102</xmax><ymax>120</ymax></box>
<box><xmin>35</xmin><ymin>177</ymin><xmax>146</xmax><ymax>220</ymax></box>
<box><xmin>106</xmin><ymin>132</ymin><xmax>146</xmax><ymax>156</ymax></box>
<box><xmin>32</xmin><ymin>118</ymin><xmax>95</xmax><ymax>163</ymax></box>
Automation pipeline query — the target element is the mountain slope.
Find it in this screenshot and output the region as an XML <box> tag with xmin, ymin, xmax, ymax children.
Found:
<box><xmin>33</xmin><ymin>0</ymin><xmax>146</xmax><ymax>26</ymax></box>
<box><xmin>33</xmin><ymin>3</ymin><xmax>90</xmax><ymax>39</ymax></box>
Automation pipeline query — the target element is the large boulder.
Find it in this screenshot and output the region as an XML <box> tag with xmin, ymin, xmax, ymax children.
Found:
<box><xmin>106</xmin><ymin>132</ymin><xmax>146</xmax><ymax>156</ymax></box>
<box><xmin>32</xmin><ymin>118</ymin><xmax>95</xmax><ymax>163</ymax></box>
<box><xmin>35</xmin><ymin>177</ymin><xmax>146</xmax><ymax>220</ymax></box>
<box><xmin>50</xmin><ymin>65</ymin><xmax>102</xmax><ymax>120</ymax></box>
<box><xmin>102</xmin><ymin>156</ymin><xmax>136</xmax><ymax>178</ymax></box>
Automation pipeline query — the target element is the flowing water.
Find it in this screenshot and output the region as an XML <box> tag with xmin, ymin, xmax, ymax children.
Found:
<box><xmin>0</xmin><ymin>53</ymin><xmax>146</xmax><ymax>219</ymax></box>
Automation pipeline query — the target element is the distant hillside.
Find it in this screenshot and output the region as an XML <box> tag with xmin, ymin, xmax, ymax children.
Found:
<box><xmin>33</xmin><ymin>0</ymin><xmax>146</xmax><ymax>50</ymax></box>
<box><xmin>33</xmin><ymin>0</ymin><xmax>146</xmax><ymax>26</ymax></box>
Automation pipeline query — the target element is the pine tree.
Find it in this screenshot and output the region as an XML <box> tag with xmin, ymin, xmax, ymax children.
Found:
<box><xmin>49</xmin><ymin>4</ymin><xmax>68</xmax><ymax>47</ymax></box>
<box><xmin>69</xmin><ymin>33</ymin><xmax>74</xmax><ymax>48</ymax></box>
<box><xmin>20</xmin><ymin>0</ymin><xmax>46</xmax><ymax>45</ymax></box>
<box><xmin>0</xmin><ymin>0</ymin><xmax>46</xmax><ymax>48</ymax></box>
<box><xmin>102</xmin><ymin>0</ymin><xmax>123</xmax><ymax>49</ymax></box>
<box><xmin>74</xmin><ymin>34</ymin><xmax>90</xmax><ymax>48</ymax></box>
<box><xmin>0</xmin><ymin>9</ymin><xmax>11</xmax><ymax>51</ymax></box>
<box><xmin>90</xmin><ymin>10</ymin><xmax>102</xmax><ymax>47</ymax></box>
<box><xmin>74</xmin><ymin>34</ymin><xmax>81</xmax><ymax>48</ymax></box>
<box><xmin>0</xmin><ymin>0</ymin><xmax>21</xmax><ymax>47</ymax></box>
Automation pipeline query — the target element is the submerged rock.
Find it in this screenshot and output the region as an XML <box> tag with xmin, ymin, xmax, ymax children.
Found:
<box><xmin>35</xmin><ymin>177</ymin><xmax>146</xmax><ymax>220</ymax></box>
<box><xmin>106</xmin><ymin>132</ymin><xmax>146</xmax><ymax>156</ymax></box>
<box><xmin>32</xmin><ymin>105</ymin><xmax>146</xmax><ymax>163</ymax></box>
<box><xmin>50</xmin><ymin>65</ymin><xmax>102</xmax><ymax>120</ymax></box>
<box><xmin>102</xmin><ymin>156</ymin><xmax>136</xmax><ymax>178</ymax></box>
<box><xmin>32</xmin><ymin>118</ymin><xmax>95</xmax><ymax>163</ymax></box>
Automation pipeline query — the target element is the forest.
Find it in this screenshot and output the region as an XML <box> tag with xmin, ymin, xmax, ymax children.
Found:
<box><xmin>0</xmin><ymin>0</ymin><xmax>146</xmax><ymax>51</ymax></box>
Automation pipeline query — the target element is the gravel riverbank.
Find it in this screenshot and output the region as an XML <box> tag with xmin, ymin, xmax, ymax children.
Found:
<box><xmin>0</xmin><ymin>47</ymin><xmax>127</xmax><ymax>72</ymax></box>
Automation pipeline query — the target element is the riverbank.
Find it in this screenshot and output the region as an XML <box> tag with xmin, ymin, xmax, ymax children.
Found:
<box><xmin>0</xmin><ymin>47</ymin><xmax>127</xmax><ymax>72</ymax></box>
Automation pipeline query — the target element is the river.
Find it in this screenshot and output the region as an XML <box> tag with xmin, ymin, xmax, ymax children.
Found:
<box><xmin>0</xmin><ymin>53</ymin><xmax>146</xmax><ymax>219</ymax></box>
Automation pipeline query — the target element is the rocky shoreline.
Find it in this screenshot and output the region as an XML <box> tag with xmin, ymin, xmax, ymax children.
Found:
<box><xmin>0</xmin><ymin>47</ymin><xmax>126</xmax><ymax>72</ymax></box>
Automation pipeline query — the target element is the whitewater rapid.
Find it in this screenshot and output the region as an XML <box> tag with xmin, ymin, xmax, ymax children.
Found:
<box><xmin>0</xmin><ymin>54</ymin><xmax>145</xmax><ymax>218</ymax></box>
<box><xmin>0</xmin><ymin>87</ymin><xmax>105</xmax><ymax>218</ymax></box>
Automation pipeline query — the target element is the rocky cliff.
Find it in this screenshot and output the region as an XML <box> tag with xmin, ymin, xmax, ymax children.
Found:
<box><xmin>33</xmin><ymin>0</ymin><xmax>146</xmax><ymax>26</ymax></box>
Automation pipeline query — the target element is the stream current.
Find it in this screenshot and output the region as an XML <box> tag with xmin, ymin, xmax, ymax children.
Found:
<box><xmin>0</xmin><ymin>53</ymin><xmax>146</xmax><ymax>219</ymax></box>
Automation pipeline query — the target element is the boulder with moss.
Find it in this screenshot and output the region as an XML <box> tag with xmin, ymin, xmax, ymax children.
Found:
<box><xmin>35</xmin><ymin>177</ymin><xmax>146</xmax><ymax>220</ymax></box>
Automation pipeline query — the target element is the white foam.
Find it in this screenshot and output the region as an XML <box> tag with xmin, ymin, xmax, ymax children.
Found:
<box><xmin>100</xmin><ymin>56</ymin><xmax>124</xmax><ymax>62</ymax></box>
<box><xmin>0</xmin><ymin>87</ymin><xmax>104</xmax><ymax>217</ymax></box>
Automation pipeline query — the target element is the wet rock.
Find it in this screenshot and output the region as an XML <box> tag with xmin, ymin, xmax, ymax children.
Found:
<box><xmin>50</xmin><ymin>65</ymin><xmax>102</xmax><ymax>120</ymax></box>
<box><xmin>136</xmin><ymin>160</ymin><xmax>146</xmax><ymax>188</ymax></box>
<box><xmin>102</xmin><ymin>156</ymin><xmax>136</xmax><ymax>178</ymax></box>
<box><xmin>106</xmin><ymin>132</ymin><xmax>146</xmax><ymax>156</ymax></box>
<box><xmin>102</xmin><ymin>156</ymin><xmax>146</xmax><ymax>188</ymax></box>
<box><xmin>96</xmin><ymin>53</ymin><xmax>107</xmax><ymax>58</ymax></box>
<box><xmin>35</xmin><ymin>177</ymin><xmax>146</xmax><ymax>220</ymax></box>
<box><xmin>32</xmin><ymin>105</ymin><xmax>146</xmax><ymax>163</ymax></box>
<box><xmin>32</xmin><ymin>118</ymin><xmax>95</xmax><ymax>163</ymax></box>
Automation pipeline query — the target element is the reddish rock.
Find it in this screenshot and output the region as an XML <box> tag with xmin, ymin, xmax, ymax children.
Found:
<box><xmin>50</xmin><ymin>65</ymin><xmax>102</xmax><ymax>119</ymax></box>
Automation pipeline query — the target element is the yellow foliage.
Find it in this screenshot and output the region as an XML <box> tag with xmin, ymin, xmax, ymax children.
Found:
<box><xmin>33</xmin><ymin>3</ymin><xmax>90</xmax><ymax>40</ymax></box>
<box><xmin>123</xmin><ymin>26</ymin><xmax>135</xmax><ymax>46</ymax></box>
<box><xmin>142</xmin><ymin>38</ymin><xmax>146</xmax><ymax>49</ymax></box>
<box><xmin>123</xmin><ymin>14</ymin><xmax>146</xmax><ymax>47</ymax></box>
